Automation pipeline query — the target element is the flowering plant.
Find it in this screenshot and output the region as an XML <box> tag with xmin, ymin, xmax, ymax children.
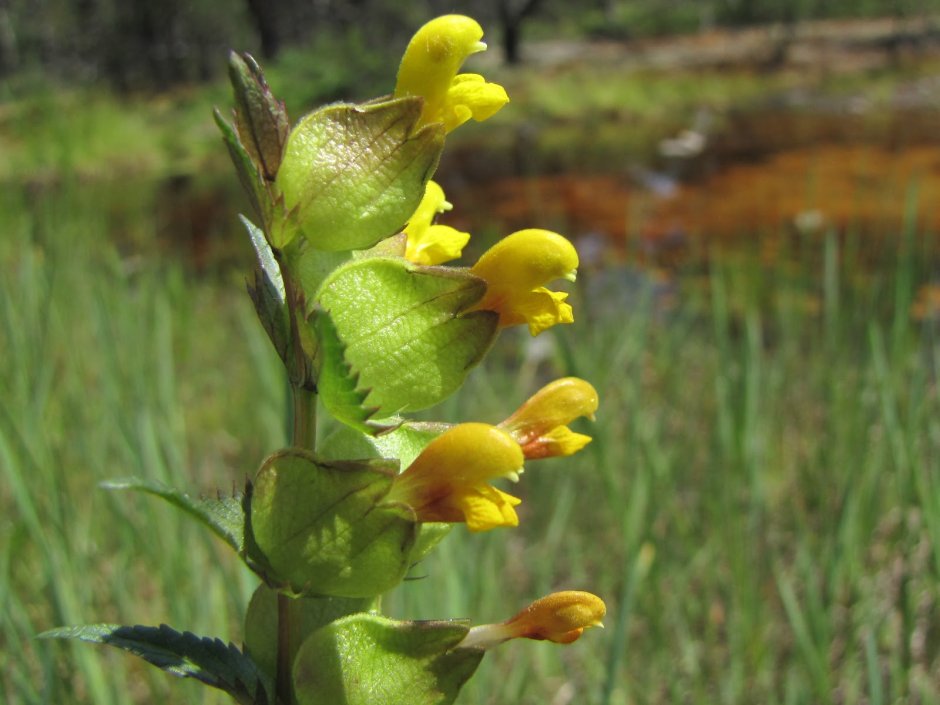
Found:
<box><xmin>45</xmin><ymin>15</ymin><xmax>605</xmax><ymax>705</ymax></box>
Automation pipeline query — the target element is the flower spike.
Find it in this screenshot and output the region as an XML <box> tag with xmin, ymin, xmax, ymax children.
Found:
<box><xmin>404</xmin><ymin>180</ymin><xmax>471</xmax><ymax>265</ymax></box>
<box><xmin>500</xmin><ymin>378</ymin><xmax>599</xmax><ymax>459</ymax></box>
<box><xmin>459</xmin><ymin>591</ymin><xmax>606</xmax><ymax>649</ymax></box>
<box><xmin>471</xmin><ymin>229</ymin><xmax>579</xmax><ymax>336</ymax></box>
<box><xmin>395</xmin><ymin>15</ymin><xmax>509</xmax><ymax>133</ymax></box>
<box><xmin>388</xmin><ymin>423</ymin><xmax>524</xmax><ymax>532</ymax></box>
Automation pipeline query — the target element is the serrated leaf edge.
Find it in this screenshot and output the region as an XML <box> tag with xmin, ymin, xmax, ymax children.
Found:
<box><xmin>41</xmin><ymin>623</ymin><xmax>273</xmax><ymax>705</ymax></box>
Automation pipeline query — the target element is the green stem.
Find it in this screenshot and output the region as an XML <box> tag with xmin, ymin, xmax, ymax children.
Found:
<box><xmin>291</xmin><ymin>385</ymin><xmax>318</xmax><ymax>451</ymax></box>
<box><xmin>276</xmin><ymin>593</ymin><xmax>292</xmax><ymax>705</ymax></box>
<box><xmin>276</xmin><ymin>385</ymin><xmax>317</xmax><ymax>703</ymax></box>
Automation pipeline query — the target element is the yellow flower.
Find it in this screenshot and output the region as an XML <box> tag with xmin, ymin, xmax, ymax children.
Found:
<box><xmin>500</xmin><ymin>378</ymin><xmax>598</xmax><ymax>459</ymax></box>
<box><xmin>458</xmin><ymin>591</ymin><xmax>606</xmax><ymax>649</ymax></box>
<box><xmin>404</xmin><ymin>180</ymin><xmax>470</xmax><ymax>265</ymax></box>
<box><xmin>471</xmin><ymin>229</ymin><xmax>579</xmax><ymax>336</ymax></box>
<box><xmin>388</xmin><ymin>423</ymin><xmax>524</xmax><ymax>532</ymax></box>
<box><xmin>395</xmin><ymin>15</ymin><xmax>509</xmax><ymax>133</ymax></box>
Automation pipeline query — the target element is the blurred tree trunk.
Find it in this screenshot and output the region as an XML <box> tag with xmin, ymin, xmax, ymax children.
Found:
<box><xmin>0</xmin><ymin>0</ymin><xmax>17</xmax><ymax>77</ymax></box>
<box><xmin>245</xmin><ymin>0</ymin><xmax>283</xmax><ymax>59</ymax></box>
<box><xmin>244</xmin><ymin>0</ymin><xmax>372</xmax><ymax>60</ymax></box>
<box><xmin>497</xmin><ymin>0</ymin><xmax>544</xmax><ymax>64</ymax></box>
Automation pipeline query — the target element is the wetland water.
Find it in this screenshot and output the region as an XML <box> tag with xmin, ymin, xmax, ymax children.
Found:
<box><xmin>437</xmin><ymin>103</ymin><xmax>940</xmax><ymax>269</ymax></box>
<box><xmin>52</xmin><ymin>72</ymin><xmax>940</xmax><ymax>281</ymax></box>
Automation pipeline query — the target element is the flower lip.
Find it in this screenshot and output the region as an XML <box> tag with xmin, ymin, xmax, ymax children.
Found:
<box><xmin>403</xmin><ymin>180</ymin><xmax>470</xmax><ymax>265</ymax></box>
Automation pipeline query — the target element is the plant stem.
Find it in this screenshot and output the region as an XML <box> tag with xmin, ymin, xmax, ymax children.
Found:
<box><xmin>276</xmin><ymin>592</ymin><xmax>292</xmax><ymax>705</ymax></box>
<box><xmin>291</xmin><ymin>385</ymin><xmax>318</xmax><ymax>451</ymax></box>
<box><xmin>276</xmin><ymin>384</ymin><xmax>318</xmax><ymax>703</ymax></box>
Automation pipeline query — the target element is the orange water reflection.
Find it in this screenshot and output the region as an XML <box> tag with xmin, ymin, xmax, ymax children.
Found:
<box><xmin>438</xmin><ymin>95</ymin><xmax>940</xmax><ymax>275</ymax></box>
<box><xmin>443</xmin><ymin>142</ymin><xmax>940</xmax><ymax>266</ymax></box>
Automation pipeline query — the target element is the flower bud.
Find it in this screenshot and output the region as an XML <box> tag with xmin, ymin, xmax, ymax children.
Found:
<box><xmin>459</xmin><ymin>591</ymin><xmax>606</xmax><ymax>649</ymax></box>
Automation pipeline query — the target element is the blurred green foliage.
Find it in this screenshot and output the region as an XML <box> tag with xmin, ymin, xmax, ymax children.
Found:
<box><xmin>0</xmin><ymin>0</ymin><xmax>932</xmax><ymax>89</ymax></box>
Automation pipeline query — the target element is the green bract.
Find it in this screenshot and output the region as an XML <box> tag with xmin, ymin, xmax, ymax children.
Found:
<box><xmin>276</xmin><ymin>98</ymin><xmax>444</xmax><ymax>251</ymax></box>
<box><xmin>316</xmin><ymin>257</ymin><xmax>498</xmax><ymax>425</ymax></box>
<box><xmin>292</xmin><ymin>614</ymin><xmax>483</xmax><ymax>705</ymax></box>
<box><xmin>249</xmin><ymin>450</ymin><xmax>418</xmax><ymax>598</ymax></box>
<box><xmin>244</xmin><ymin>585</ymin><xmax>372</xmax><ymax>683</ymax></box>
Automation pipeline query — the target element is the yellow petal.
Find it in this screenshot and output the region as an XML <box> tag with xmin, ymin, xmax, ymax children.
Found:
<box><xmin>406</xmin><ymin>224</ymin><xmax>471</xmax><ymax>265</ymax></box>
<box><xmin>389</xmin><ymin>423</ymin><xmax>525</xmax><ymax>529</ymax></box>
<box><xmin>472</xmin><ymin>229</ymin><xmax>579</xmax><ymax>291</ymax></box>
<box><xmin>404</xmin><ymin>181</ymin><xmax>470</xmax><ymax>265</ymax></box>
<box><xmin>470</xmin><ymin>229</ymin><xmax>578</xmax><ymax>335</ymax></box>
<box><xmin>455</xmin><ymin>485</ymin><xmax>521</xmax><ymax>532</ymax></box>
<box><xmin>421</xmin><ymin>423</ymin><xmax>522</xmax><ymax>485</ymax></box>
<box><xmin>459</xmin><ymin>591</ymin><xmax>607</xmax><ymax>649</ymax></box>
<box><xmin>512</xmin><ymin>287</ymin><xmax>574</xmax><ymax>336</ymax></box>
<box><xmin>396</xmin><ymin>15</ymin><xmax>499</xmax><ymax>131</ymax></box>
<box><xmin>406</xmin><ymin>180</ymin><xmax>451</xmax><ymax>231</ymax></box>
<box><xmin>441</xmin><ymin>74</ymin><xmax>510</xmax><ymax>132</ymax></box>
<box><xmin>522</xmin><ymin>426</ymin><xmax>592</xmax><ymax>460</ymax></box>
<box><xmin>500</xmin><ymin>378</ymin><xmax>599</xmax><ymax>456</ymax></box>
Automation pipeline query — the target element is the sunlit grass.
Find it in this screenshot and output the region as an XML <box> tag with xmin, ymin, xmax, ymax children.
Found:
<box><xmin>0</xmin><ymin>181</ymin><xmax>281</xmax><ymax>705</ymax></box>
<box><xmin>387</xmin><ymin>220</ymin><xmax>940</xmax><ymax>704</ymax></box>
<box><xmin>3</xmin><ymin>151</ymin><xmax>939</xmax><ymax>705</ymax></box>
<box><xmin>3</xmin><ymin>14</ymin><xmax>940</xmax><ymax>703</ymax></box>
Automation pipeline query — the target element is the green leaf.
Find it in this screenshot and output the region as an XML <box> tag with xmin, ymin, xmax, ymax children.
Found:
<box><xmin>243</xmin><ymin>216</ymin><xmax>290</xmax><ymax>362</ymax></box>
<box><xmin>293</xmin><ymin>243</ymin><xmax>353</xmax><ymax>308</ymax></box>
<box><xmin>228</xmin><ymin>51</ymin><xmax>289</xmax><ymax>181</ymax></box>
<box><xmin>317</xmin><ymin>423</ymin><xmax>453</xmax><ymax>565</ymax></box>
<box><xmin>292</xmin><ymin>614</ymin><xmax>483</xmax><ymax>705</ymax></box>
<box><xmin>275</xmin><ymin>98</ymin><xmax>444</xmax><ymax>252</ymax></box>
<box><xmin>370</xmin><ymin>422</ymin><xmax>449</xmax><ymax>467</ymax></box>
<box><xmin>244</xmin><ymin>584</ymin><xmax>374</xmax><ymax>682</ymax></box>
<box><xmin>317</xmin><ymin>258</ymin><xmax>498</xmax><ymax>417</ymax></box>
<box><xmin>41</xmin><ymin>623</ymin><xmax>273</xmax><ymax>705</ymax></box>
<box><xmin>244</xmin><ymin>216</ymin><xmax>285</xmax><ymax>303</ymax></box>
<box><xmin>410</xmin><ymin>522</ymin><xmax>453</xmax><ymax>566</ymax></box>
<box><xmin>319</xmin><ymin>422</ymin><xmax>447</xmax><ymax>467</ymax></box>
<box><xmin>317</xmin><ymin>424</ymin><xmax>383</xmax><ymax>463</ymax></box>
<box><xmin>214</xmin><ymin>108</ymin><xmax>266</xmax><ymax>224</ymax></box>
<box><xmin>102</xmin><ymin>478</ymin><xmax>245</xmax><ymax>553</ymax></box>
<box><xmin>250</xmin><ymin>450</ymin><xmax>417</xmax><ymax>598</ymax></box>
<box><xmin>314</xmin><ymin>311</ymin><xmax>385</xmax><ymax>433</ymax></box>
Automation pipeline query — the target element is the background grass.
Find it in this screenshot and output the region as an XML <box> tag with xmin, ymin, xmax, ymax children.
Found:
<box><xmin>3</xmin><ymin>172</ymin><xmax>938</xmax><ymax>704</ymax></box>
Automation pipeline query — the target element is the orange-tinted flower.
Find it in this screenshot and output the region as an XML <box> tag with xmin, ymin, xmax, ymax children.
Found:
<box><xmin>459</xmin><ymin>591</ymin><xmax>606</xmax><ymax>649</ymax></box>
<box><xmin>500</xmin><ymin>378</ymin><xmax>598</xmax><ymax>459</ymax></box>
<box><xmin>387</xmin><ymin>423</ymin><xmax>524</xmax><ymax>532</ymax></box>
